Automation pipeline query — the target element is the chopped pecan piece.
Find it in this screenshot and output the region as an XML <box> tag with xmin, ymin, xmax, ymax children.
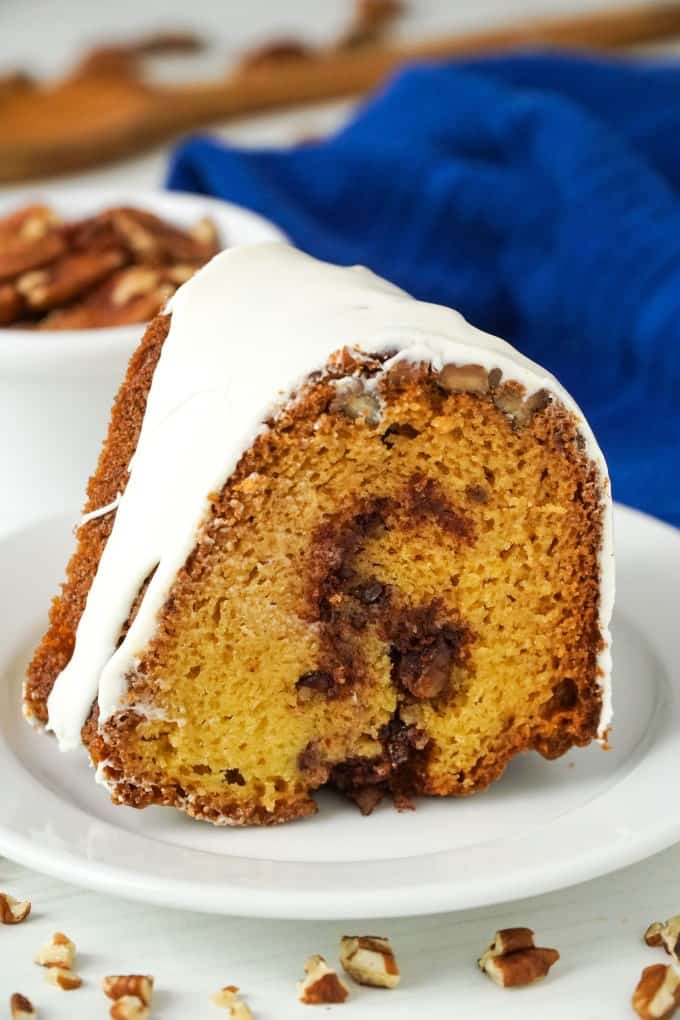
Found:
<box><xmin>645</xmin><ymin>917</ymin><xmax>680</xmax><ymax>964</ymax></box>
<box><xmin>438</xmin><ymin>363</ymin><xmax>490</xmax><ymax>394</ymax></box>
<box><xmin>211</xmin><ymin>984</ymin><xmax>254</xmax><ymax>1017</ymax></box>
<box><xmin>9</xmin><ymin>993</ymin><xmax>36</xmax><ymax>1019</ymax></box>
<box><xmin>109</xmin><ymin>996</ymin><xmax>149</xmax><ymax>1020</ymax></box>
<box><xmin>34</xmin><ymin>931</ymin><xmax>76</xmax><ymax>969</ymax></box>
<box><xmin>478</xmin><ymin>928</ymin><xmax>559</xmax><ymax>987</ymax></box>
<box><xmin>45</xmin><ymin>967</ymin><xmax>82</xmax><ymax>990</ymax></box>
<box><xmin>0</xmin><ymin>892</ymin><xmax>31</xmax><ymax>924</ymax></box>
<box><xmin>297</xmin><ymin>955</ymin><xmax>349</xmax><ymax>1005</ymax></box>
<box><xmin>633</xmin><ymin>964</ymin><xmax>680</xmax><ymax>1020</ymax></box>
<box><xmin>340</xmin><ymin>935</ymin><xmax>400</xmax><ymax>988</ymax></box>
<box><xmin>329</xmin><ymin>379</ymin><xmax>381</xmax><ymax>424</ymax></box>
<box><xmin>102</xmin><ymin>975</ymin><xmax>153</xmax><ymax>1007</ymax></box>
<box><xmin>494</xmin><ymin>384</ymin><xmax>551</xmax><ymax>426</ymax></box>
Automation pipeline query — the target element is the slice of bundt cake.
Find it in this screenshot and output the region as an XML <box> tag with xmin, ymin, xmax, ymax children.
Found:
<box><xmin>24</xmin><ymin>243</ymin><xmax>614</xmax><ymax>826</ymax></box>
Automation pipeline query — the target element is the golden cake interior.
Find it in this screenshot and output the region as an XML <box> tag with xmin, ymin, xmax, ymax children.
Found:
<box><xmin>27</xmin><ymin>320</ymin><xmax>603</xmax><ymax>826</ymax></box>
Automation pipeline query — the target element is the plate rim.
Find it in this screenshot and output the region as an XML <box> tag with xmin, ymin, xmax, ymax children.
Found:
<box><xmin>1</xmin><ymin>503</ymin><xmax>678</xmax><ymax>920</ymax></box>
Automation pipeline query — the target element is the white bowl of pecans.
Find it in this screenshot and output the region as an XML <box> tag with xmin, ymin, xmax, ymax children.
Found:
<box><xmin>0</xmin><ymin>188</ymin><xmax>287</xmax><ymax>535</ymax></box>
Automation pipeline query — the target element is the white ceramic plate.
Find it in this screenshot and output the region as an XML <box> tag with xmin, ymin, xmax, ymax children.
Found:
<box><xmin>0</xmin><ymin>504</ymin><xmax>678</xmax><ymax>920</ymax></box>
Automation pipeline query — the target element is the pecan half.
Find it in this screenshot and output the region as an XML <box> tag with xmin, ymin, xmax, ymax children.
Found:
<box><xmin>109</xmin><ymin>207</ymin><xmax>218</xmax><ymax>265</ymax></box>
<box><xmin>0</xmin><ymin>226</ymin><xmax>65</xmax><ymax>281</ymax></box>
<box><xmin>40</xmin><ymin>266</ymin><xmax>177</xmax><ymax>329</ymax></box>
<box><xmin>18</xmin><ymin>248</ymin><xmax>127</xmax><ymax>311</ymax></box>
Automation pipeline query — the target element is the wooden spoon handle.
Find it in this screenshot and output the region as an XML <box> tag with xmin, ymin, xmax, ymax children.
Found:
<box><xmin>1</xmin><ymin>2</ymin><xmax>679</xmax><ymax>183</ymax></box>
<box><xmin>173</xmin><ymin>1</ymin><xmax>680</xmax><ymax>121</ymax></box>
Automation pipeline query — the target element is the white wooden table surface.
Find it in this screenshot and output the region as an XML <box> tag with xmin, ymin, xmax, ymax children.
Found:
<box><xmin>2</xmin><ymin>2</ymin><xmax>679</xmax><ymax>1017</ymax></box>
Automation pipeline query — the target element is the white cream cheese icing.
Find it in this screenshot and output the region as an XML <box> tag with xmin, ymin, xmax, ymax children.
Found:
<box><xmin>46</xmin><ymin>242</ymin><xmax>614</xmax><ymax>751</ymax></box>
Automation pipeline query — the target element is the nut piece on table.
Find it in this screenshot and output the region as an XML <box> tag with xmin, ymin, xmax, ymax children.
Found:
<box><xmin>633</xmin><ymin>964</ymin><xmax>680</xmax><ymax>1020</ymax></box>
<box><xmin>210</xmin><ymin>984</ymin><xmax>254</xmax><ymax>1018</ymax></box>
<box><xmin>34</xmin><ymin>931</ymin><xmax>76</xmax><ymax>969</ymax></box>
<box><xmin>103</xmin><ymin>975</ymin><xmax>154</xmax><ymax>1007</ymax></box>
<box><xmin>478</xmin><ymin>928</ymin><xmax>560</xmax><ymax>988</ymax></box>
<box><xmin>9</xmin><ymin>993</ymin><xmax>37</xmax><ymax>1019</ymax></box>
<box><xmin>646</xmin><ymin>917</ymin><xmax>680</xmax><ymax>964</ymax></box>
<box><xmin>0</xmin><ymin>893</ymin><xmax>31</xmax><ymax>924</ymax></box>
<box><xmin>339</xmin><ymin>935</ymin><xmax>400</xmax><ymax>988</ymax></box>
<box><xmin>297</xmin><ymin>955</ymin><xmax>350</xmax><ymax>1005</ymax></box>
<box><xmin>45</xmin><ymin>967</ymin><xmax>82</xmax><ymax>991</ymax></box>
<box><xmin>109</xmin><ymin>996</ymin><xmax>150</xmax><ymax>1020</ymax></box>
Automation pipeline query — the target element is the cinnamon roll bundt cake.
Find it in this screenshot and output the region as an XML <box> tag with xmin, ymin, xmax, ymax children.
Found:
<box><xmin>24</xmin><ymin>244</ymin><xmax>614</xmax><ymax>826</ymax></box>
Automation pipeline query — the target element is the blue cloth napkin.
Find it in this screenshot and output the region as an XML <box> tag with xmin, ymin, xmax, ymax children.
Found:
<box><xmin>168</xmin><ymin>53</ymin><xmax>680</xmax><ymax>526</ymax></box>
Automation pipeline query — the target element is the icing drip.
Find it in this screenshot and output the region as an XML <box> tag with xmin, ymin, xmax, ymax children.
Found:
<box><xmin>76</xmin><ymin>494</ymin><xmax>121</xmax><ymax>531</ymax></box>
<box><xmin>46</xmin><ymin>243</ymin><xmax>614</xmax><ymax>750</ymax></box>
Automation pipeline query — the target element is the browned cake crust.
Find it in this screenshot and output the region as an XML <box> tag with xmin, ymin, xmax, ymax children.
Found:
<box><xmin>26</xmin><ymin>318</ymin><xmax>605</xmax><ymax>826</ymax></box>
<box><xmin>24</xmin><ymin>315</ymin><xmax>168</xmax><ymax>724</ymax></box>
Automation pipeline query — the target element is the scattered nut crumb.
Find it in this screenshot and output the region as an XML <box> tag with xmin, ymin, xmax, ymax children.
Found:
<box><xmin>34</xmin><ymin>931</ymin><xmax>76</xmax><ymax>969</ymax></box>
<box><xmin>109</xmin><ymin>995</ymin><xmax>150</xmax><ymax>1020</ymax></box>
<box><xmin>478</xmin><ymin>928</ymin><xmax>560</xmax><ymax>987</ymax></box>
<box><xmin>297</xmin><ymin>955</ymin><xmax>349</xmax><ymax>1005</ymax></box>
<box><xmin>45</xmin><ymin>967</ymin><xmax>82</xmax><ymax>991</ymax></box>
<box><xmin>10</xmin><ymin>993</ymin><xmax>37</xmax><ymax>1019</ymax></box>
<box><xmin>633</xmin><ymin>964</ymin><xmax>680</xmax><ymax>1020</ymax></box>
<box><xmin>646</xmin><ymin>918</ymin><xmax>680</xmax><ymax>964</ymax></box>
<box><xmin>103</xmin><ymin>975</ymin><xmax>154</xmax><ymax>1007</ymax></box>
<box><xmin>211</xmin><ymin>984</ymin><xmax>254</xmax><ymax>1017</ymax></box>
<box><xmin>0</xmin><ymin>893</ymin><xmax>31</xmax><ymax>925</ymax></box>
<box><xmin>340</xmin><ymin>935</ymin><xmax>400</xmax><ymax>988</ymax></box>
